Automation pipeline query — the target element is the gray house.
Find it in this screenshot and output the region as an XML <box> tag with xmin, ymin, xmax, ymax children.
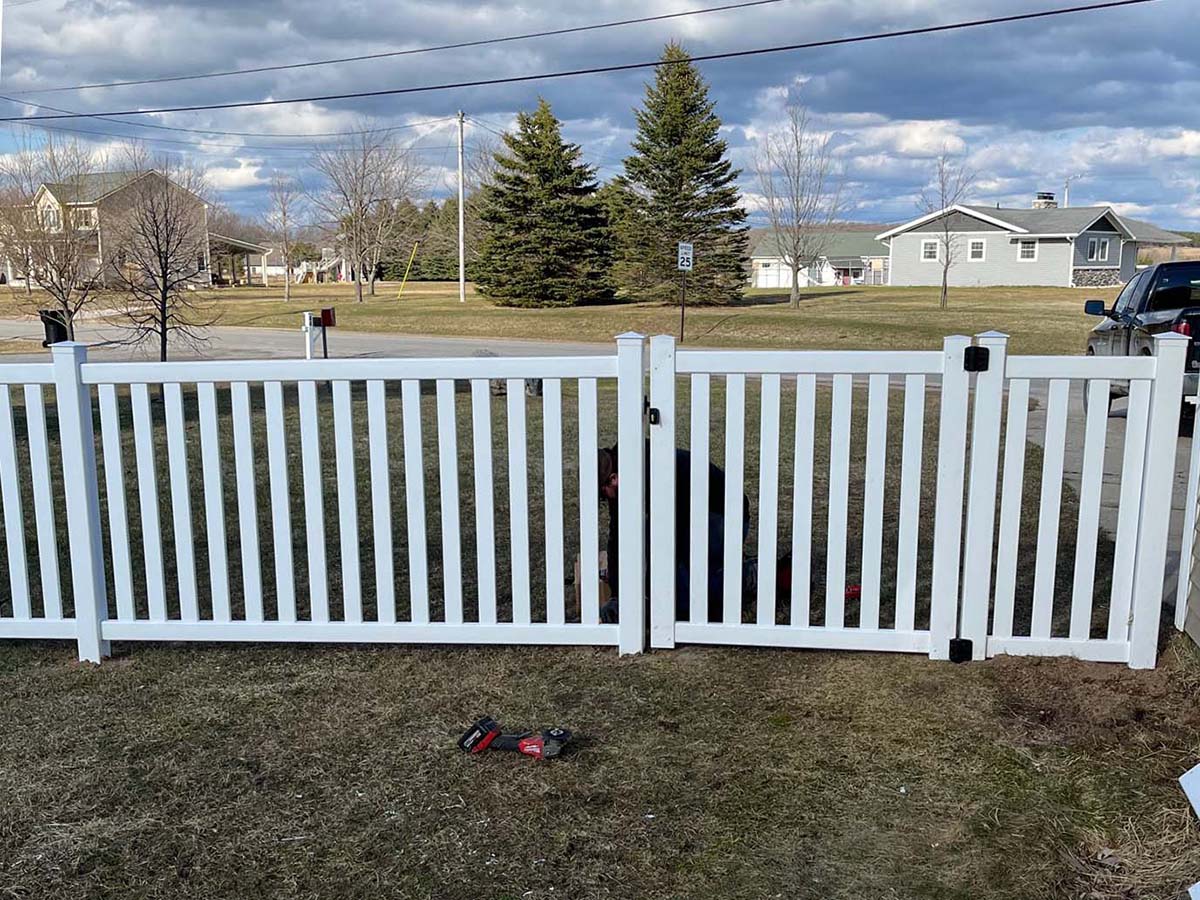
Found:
<box><xmin>877</xmin><ymin>194</ymin><xmax>1188</xmax><ymax>288</ymax></box>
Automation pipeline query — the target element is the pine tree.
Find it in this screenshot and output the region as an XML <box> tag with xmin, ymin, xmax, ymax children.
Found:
<box><xmin>476</xmin><ymin>99</ymin><xmax>613</xmax><ymax>307</ymax></box>
<box><xmin>611</xmin><ymin>42</ymin><xmax>748</xmax><ymax>305</ymax></box>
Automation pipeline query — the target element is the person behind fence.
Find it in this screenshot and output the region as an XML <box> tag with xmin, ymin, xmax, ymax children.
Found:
<box><xmin>596</xmin><ymin>443</ymin><xmax>751</xmax><ymax>624</ymax></box>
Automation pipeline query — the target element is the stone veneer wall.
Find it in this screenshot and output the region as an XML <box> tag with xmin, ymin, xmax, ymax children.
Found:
<box><xmin>1073</xmin><ymin>267</ymin><xmax>1126</xmax><ymax>288</ymax></box>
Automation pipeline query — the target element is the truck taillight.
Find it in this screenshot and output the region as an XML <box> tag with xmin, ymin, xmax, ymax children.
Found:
<box><xmin>1173</xmin><ymin>321</ymin><xmax>1193</xmax><ymax>337</ymax></box>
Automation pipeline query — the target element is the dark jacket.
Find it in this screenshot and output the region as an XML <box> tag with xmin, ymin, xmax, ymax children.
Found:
<box><xmin>604</xmin><ymin>444</ymin><xmax>749</xmax><ymax>598</ymax></box>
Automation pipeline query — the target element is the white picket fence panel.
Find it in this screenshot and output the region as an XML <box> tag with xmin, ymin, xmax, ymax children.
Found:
<box><xmin>0</xmin><ymin>337</ymin><xmax>646</xmax><ymax>659</ymax></box>
<box><xmin>0</xmin><ymin>332</ymin><xmax>1189</xmax><ymax>669</ymax></box>
<box><xmin>647</xmin><ymin>332</ymin><xmax>1189</xmax><ymax>669</ymax></box>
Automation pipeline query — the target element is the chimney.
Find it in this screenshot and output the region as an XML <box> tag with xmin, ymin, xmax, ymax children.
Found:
<box><xmin>1032</xmin><ymin>191</ymin><xmax>1057</xmax><ymax>209</ymax></box>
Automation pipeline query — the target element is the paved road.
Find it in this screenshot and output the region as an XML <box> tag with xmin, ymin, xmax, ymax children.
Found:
<box><xmin>3</xmin><ymin>315</ymin><xmax>1193</xmax><ymax>607</ymax></box>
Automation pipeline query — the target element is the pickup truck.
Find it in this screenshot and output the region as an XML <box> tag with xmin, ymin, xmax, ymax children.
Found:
<box><xmin>1084</xmin><ymin>260</ymin><xmax>1200</xmax><ymax>414</ymax></box>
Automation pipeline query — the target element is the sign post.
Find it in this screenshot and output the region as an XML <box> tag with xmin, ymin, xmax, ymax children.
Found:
<box><xmin>676</xmin><ymin>241</ymin><xmax>693</xmax><ymax>342</ymax></box>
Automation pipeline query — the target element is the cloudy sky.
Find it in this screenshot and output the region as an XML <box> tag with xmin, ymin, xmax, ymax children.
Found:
<box><xmin>1</xmin><ymin>0</ymin><xmax>1197</xmax><ymax>228</ymax></box>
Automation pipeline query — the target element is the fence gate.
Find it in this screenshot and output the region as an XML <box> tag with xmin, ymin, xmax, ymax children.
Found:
<box><xmin>647</xmin><ymin>332</ymin><xmax>1188</xmax><ymax>669</ymax></box>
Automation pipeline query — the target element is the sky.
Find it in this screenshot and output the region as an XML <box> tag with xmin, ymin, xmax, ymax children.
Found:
<box><xmin>1</xmin><ymin>0</ymin><xmax>1197</xmax><ymax>229</ymax></box>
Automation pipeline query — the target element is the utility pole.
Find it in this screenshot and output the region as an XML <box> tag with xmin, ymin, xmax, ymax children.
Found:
<box><xmin>457</xmin><ymin>109</ymin><xmax>466</xmax><ymax>303</ymax></box>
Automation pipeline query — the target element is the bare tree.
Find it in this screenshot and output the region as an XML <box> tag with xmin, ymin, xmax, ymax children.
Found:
<box><xmin>919</xmin><ymin>153</ymin><xmax>975</xmax><ymax>310</ymax></box>
<box><xmin>308</xmin><ymin>131</ymin><xmax>424</xmax><ymax>301</ymax></box>
<box><xmin>264</xmin><ymin>172</ymin><xmax>304</xmax><ymax>302</ymax></box>
<box><xmin>105</xmin><ymin>147</ymin><xmax>214</xmax><ymax>361</ymax></box>
<box><xmin>0</xmin><ymin>136</ymin><xmax>107</xmax><ymax>338</ymax></box>
<box><xmin>754</xmin><ymin>101</ymin><xmax>845</xmax><ymax>308</ymax></box>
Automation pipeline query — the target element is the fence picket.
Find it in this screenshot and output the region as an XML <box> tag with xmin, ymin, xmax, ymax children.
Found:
<box><xmin>471</xmin><ymin>381</ymin><xmax>497</xmax><ymax>625</ymax></box>
<box><xmin>791</xmin><ymin>374</ymin><xmax>816</xmax><ymax>627</ymax></box>
<box><xmin>543</xmin><ymin>379</ymin><xmax>565</xmax><ymax>627</ymax></box>
<box><xmin>24</xmin><ymin>385</ymin><xmax>61</xmax><ymax>619</ymax></box>
<box><xmin>992</xmin><ymin>378</ymin><xmax>1031</xmax><ymax>640</ymax></box>
<box><xmin>0</xmin><ymin>385</ymin><xmax>30</xmax><ymax>619</ymax></box>
<box><xmin>689</xmin><ymin>374</ymin><xmax>711</xmax><ymax>624</ymax></box>
<box><xmin>723</xmin><ymin>373</ymin><xmax>746</xmax><ymax>624</ymax></box>
<box><xmin>1108</xmin><ymin>380</ymin><xmax>1150</xmax><ymax>640</ymax></box>
<box><xmin>649</xmin><ymin>336</ymin><xmax>676</xmax><ymax>645</ymax></box>
<box><xmin>436</xmin><ymin>380</ymin><xmax>463</xmax><ymax>625</ymax></box>
<box><xmin>332</xmin><ymin>381</ymin><xmax>362</xmax><ymax>623</ymax></box>
<box><xmin>894</xmin><ymin>374</ymin><xmax>925</xmax><ymax>631</ymax></box>
<box><xmin>263</xmin><ymin>382</ymin><xmax>294</xmax><ymax>622</ymax></box>
<box><xmin>826</xmin><ymin>374</ymin><xmax>852</xmax><ymax>628</ymax></box>
<box><xmin>98</xmin><ymin>384</ymin><xmax>134</xmax><ymax>621</ymax></box>
<box><xmin>756</xmin><ymin>374</ymin><xmax>781</xmax><ymax>627</ymax></box>
<box><xmin>164</xmin><ymin>383</ymin><xmax>198</xmax><ymax>622</ymax></box>
<box><xmin>1177</xmin><ymin>395</ymin><xmax>1200</xmax><ymax>631</ymax></box>
<box><xmin>231</xmin><ymin>382</ymin><xmax>263</xmax><ymax>622</ymax></box>
<box><xmin>1070</xmin><ymin>379</ymin><xmax>1111</xmax><ymax>640</ymax></box>
<box><xmin>860</xmin><ymin>374</ymin><xmax>888</xmax><ymax>629</ymax></box>
<box><xmin>1031</xmin><ymin>378</ymin><xmax>1070</xmax><ymax>638</ymax></box>
<box><xmin>299</xmin><ymin>380</ymin><xmax>329</xmax><ymax>622</ymax></box>
<box><xmin>507</xmin><ymin>383</ymin><xmax>531</xmax><ymax>625</ymax></box>
<box><xmin>366</xmin><ymin>380</ymin><xmax>394</xmax><ymax>624</ymax></box>
<box><xmin>401</xmin><ymin>380</ymin><xmax>428</xmax><ymax>624</ymax></box>
<box><xmin>577</xmin><ymin>378</ymin><xmax>600</xmax><ymax>626</ymax></box>
<box><xmin>131</xmin><ymin>383</ymin><xmax>166</xmax><ymax>621</ymax></box>
<box><xmin>197</xmin><ymin>383</ymin><xmax>231</xmax><ymax>621</ymax></box>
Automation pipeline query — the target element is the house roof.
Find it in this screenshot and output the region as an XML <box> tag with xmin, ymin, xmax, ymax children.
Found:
<box><xmin>750</xmin><ymin>230</ymin><xmax>887</xmax><ymax>261</ymax></box>
<box><xmin>210</xmin><ymin>232</ymin><xmax>272</xmax><ymax>254</ymax></box>
<box><xmin>41</xmin><ymin>171</ymin><xmax>144</xmax><ymax>205</ymax></box>
<box><xmin>878</xmin><ymin>203</ymin><xmax>1189</xmax><ymax>245</ymax></box>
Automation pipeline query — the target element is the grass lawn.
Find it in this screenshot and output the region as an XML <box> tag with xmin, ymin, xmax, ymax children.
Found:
<box><xmin>0</xmin><ymin>280</ymin><xmax>1120</xmax><ymax>356</ymax></box>
<box><xmin>3</xmin><ymin>368</ymin><xmax>1194</xmax><ymax>897</ymax></box>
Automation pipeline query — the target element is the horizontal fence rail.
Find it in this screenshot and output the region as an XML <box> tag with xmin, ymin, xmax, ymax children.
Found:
<box><xmin>0</xmin><ymin>333</ymin><xmax>1189</xmax><ymax>670</ymax></box>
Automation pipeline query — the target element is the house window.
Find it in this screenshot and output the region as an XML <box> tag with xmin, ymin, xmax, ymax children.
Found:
<box><xmin>71</xmin><ymin>208</ymin><xmax>96</xmax><ymax>228</ymax></box>
<box><xmin>761</xmin><ymin>262</ymin><xmax>771</xmax><ymax>268</ymax></box>
<box><xmin>920</xmin><ymin>239</ymin><xmax>938</xmax><ymax>261</ymax></box>
<box><xmin>1018</xmin><ymin>239</ymin><xmax>1037</xmax><ymax>261</ymax></box>
<box><xmin>197</xmin><ymin>254</ymin><xmax>207</xmax><ymax>272</ymax></box>
<box><xmin>968</xmin><ymin>239</ymin><xmax>986</xmax><ymax>262</ymax></box>
<box><xmin>41</xmin><ymin>207</ymin><xmax>61</xmax><ymax>231</ymax></box>
<box><xmin>1098</xmin><ymin>238</ymin><xmax>1110</xmax><ymax>262</ymax></box>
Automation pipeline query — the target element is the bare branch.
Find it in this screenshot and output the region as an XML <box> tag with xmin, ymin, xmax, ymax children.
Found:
<box><xmin>918</xmin><ymin>151</ymin><xmax>976</xmax><ymax>309</ymax></box>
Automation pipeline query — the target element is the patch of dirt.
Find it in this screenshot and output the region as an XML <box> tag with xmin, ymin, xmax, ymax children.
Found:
<box><xmin>984</xmin><ymin>654</ymin><xmax>1200</xmax><ymax>749</ymax></box>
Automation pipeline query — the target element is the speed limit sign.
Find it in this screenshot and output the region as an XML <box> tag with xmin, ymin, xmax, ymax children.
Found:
<box><xmin>677</xmin><ymin>242</ymin><xmax>694</xmax><ymax>271</ymax></box>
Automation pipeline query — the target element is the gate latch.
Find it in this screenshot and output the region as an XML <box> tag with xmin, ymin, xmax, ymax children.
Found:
<box><xmin>648</xmin><ymin>407</ymin><xmax>662</xmax><ymax>425</ymax></box>
<box><xmin>963</xmin><ymin>346</ymin><xmax>990</xmax><ymax>372</ymax></box>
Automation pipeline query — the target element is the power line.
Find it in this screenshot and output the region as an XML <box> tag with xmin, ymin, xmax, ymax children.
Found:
<box><xmin>0</xmin><ymin>0</ymin><xmax>1157</xmax><ymax>124</ymax></box>
<box><xmin>0</xmin><ymin>93</ymin><xmax>457</xmax><ymax>138</ymax></box>
<box><xmin>7</xmin><ymin>0</ymin><xmax>784</xmax><ymax>96</ymax></box>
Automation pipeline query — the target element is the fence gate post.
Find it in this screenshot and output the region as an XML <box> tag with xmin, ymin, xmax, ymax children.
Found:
<box><xmin>648</xmin><ymin>335</ymin><xmax>676</xmax><ymax>648</ymax></box>
<box><xmin>52</xmin><ymin>342</ymin><xmax>109</xmax><ymax>662</ymax></box>
<box><xmin>616</xmin><ymin>333</ymin><xmax>646</xmax><ymax>655</ymax></box>
<box><xmin>960</xmin><ymin>331</ymin><xmax>1009</xmax><ymax>660</ymax></box>
<box><xmin>929</xmin><ymin>335</ymin><xmax>972</xmax><ymax>660</ymax></box>
<box><xmin>1129</xmin><ymin>332</ymin><xmax>1188</xmax><ymax>669</ymax></box>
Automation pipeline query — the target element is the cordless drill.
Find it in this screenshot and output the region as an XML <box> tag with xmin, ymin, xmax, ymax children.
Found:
<box><xmin>457</xmin><ymin>716</ymin><xmax>573</xmax><ymax>760</ymax></box>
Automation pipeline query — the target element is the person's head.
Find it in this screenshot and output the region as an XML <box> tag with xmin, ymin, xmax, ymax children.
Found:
<box><xmin>598</xmin><ymin>446</ymin><xmax>618</xmax><ymax>501</ymax></box>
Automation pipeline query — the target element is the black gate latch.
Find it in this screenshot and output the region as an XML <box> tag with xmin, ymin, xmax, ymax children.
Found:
<box><xmin>963</xmin><ymin>346</ymin><xmax>990</xmax><ymax>372</ymax></box>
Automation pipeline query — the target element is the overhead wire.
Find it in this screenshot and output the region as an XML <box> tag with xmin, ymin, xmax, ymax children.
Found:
<box><xmin>0</xmin><ymin>0</ymin><xmax>1158</xmax><ymax>124</ymax></box>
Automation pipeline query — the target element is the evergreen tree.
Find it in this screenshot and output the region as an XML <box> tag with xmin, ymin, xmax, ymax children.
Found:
<box><xmin>611</xmin><ymin>42</ymin><xmax>748</xmax><ymax>305</ymax></box>
<box><xmin>476</xmin><ymin>98</ymin><xmax>613</xmax><ymax>307</ymax></box>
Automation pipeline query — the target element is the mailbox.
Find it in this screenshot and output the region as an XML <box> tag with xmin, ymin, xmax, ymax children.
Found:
<box><xmin>320</xmin><ymin>307</ymin><xmax>336</xmax><ymax>328</ymax></box>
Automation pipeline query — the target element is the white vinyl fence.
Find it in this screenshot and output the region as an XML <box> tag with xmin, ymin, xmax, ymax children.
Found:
<box><xmin>0</xmin><ymin>332</ymin><xmax>1190</xmax><ymax>669</ymax></box>
<box><xmin>647</xmin><ymin>331</ymin><xmax>1187</xmax><ymax>669</ymax></box>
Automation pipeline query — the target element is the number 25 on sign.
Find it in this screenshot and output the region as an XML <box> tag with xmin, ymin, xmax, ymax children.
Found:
<box><xmin>677</xmin><ymin>242</ymin><xmax>693</xmax><ymax>342</ymax></box>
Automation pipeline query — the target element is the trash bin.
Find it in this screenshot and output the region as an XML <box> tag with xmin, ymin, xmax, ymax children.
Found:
<box><xmin>38</xmin><ymin>309</ymin><xmax>68</xmax><ymax>347</ymax></box>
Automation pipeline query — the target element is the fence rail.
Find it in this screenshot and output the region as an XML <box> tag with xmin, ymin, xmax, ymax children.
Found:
<box><xmin>0</xmin><ymin>332</ymin><xmax>1191</xmax><ymax>669</ymax></box>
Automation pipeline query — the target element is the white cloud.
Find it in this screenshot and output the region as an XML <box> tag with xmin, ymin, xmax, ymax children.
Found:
<box><xmin>207</xmin><ymin>160</ymin><xmax>267</xmax><ymax>191</ymax></box>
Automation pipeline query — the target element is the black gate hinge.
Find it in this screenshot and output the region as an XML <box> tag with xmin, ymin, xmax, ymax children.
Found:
<box><xmin>948</xmin><ymin>638</ymin><xmax>973</xmax><ymax>663</ymax></box>
<box><xmin>963</xmin><ymin>346</ymin><xmax>990</xmax><ymax>373</ymax></box>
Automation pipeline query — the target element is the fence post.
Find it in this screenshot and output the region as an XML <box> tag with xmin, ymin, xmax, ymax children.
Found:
<box><xmin>52</xmin><ymin>342</ymin><xmax>109</xmax><ymax>662</ymax></box>
<box><xmin>616</xmin><ymin>332</ymin><xmax>646</xmax><ymax>655</ymax></box>
<box><xmin>959</xmin><ymin>331</ymin><xmax>1009</xmax><ymax>660</ymax></box>
<box><xmin>1174</xmin><ymin>392</ymin><xmax>1200</xmax><ymax>631</ymax></box>
<box><xmin>1129</xmin><ymin>332</ymin><xmax>1188</xmax><ymax>669</ymax></box>
<box><xmin>929</xmin><ymin>335</ymin><xmax>971</xmax><ymax>661</ymax></box>
<box><xmin>648</xmin><ymin>335</ymin><xmax>676</xmax><ymax>648</ymax></box>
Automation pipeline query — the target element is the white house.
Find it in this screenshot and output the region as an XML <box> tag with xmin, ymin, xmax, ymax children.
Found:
<box><xmin>750</xmin><ymin>230</ymin><xmax>890</xmax><ymax>289</ymax></box>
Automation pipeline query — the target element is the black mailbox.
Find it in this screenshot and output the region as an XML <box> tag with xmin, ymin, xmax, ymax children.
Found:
<box><xmin>38</xmin><ymin>309</ymin><xmax>68</xmax><ymax>347</ymax></box>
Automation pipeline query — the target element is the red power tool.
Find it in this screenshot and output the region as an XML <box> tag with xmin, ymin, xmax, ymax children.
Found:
<box><xmin>457</xmin><ymin>716</ymin><xmax>573</xmax><ymax>760</ymax></box>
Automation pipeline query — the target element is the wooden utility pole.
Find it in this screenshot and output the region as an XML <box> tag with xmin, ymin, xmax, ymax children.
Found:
<box><xmin>457</xmin><ymin>109</ymin><xmax>466</xmax><ymax>303</ymax></box>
